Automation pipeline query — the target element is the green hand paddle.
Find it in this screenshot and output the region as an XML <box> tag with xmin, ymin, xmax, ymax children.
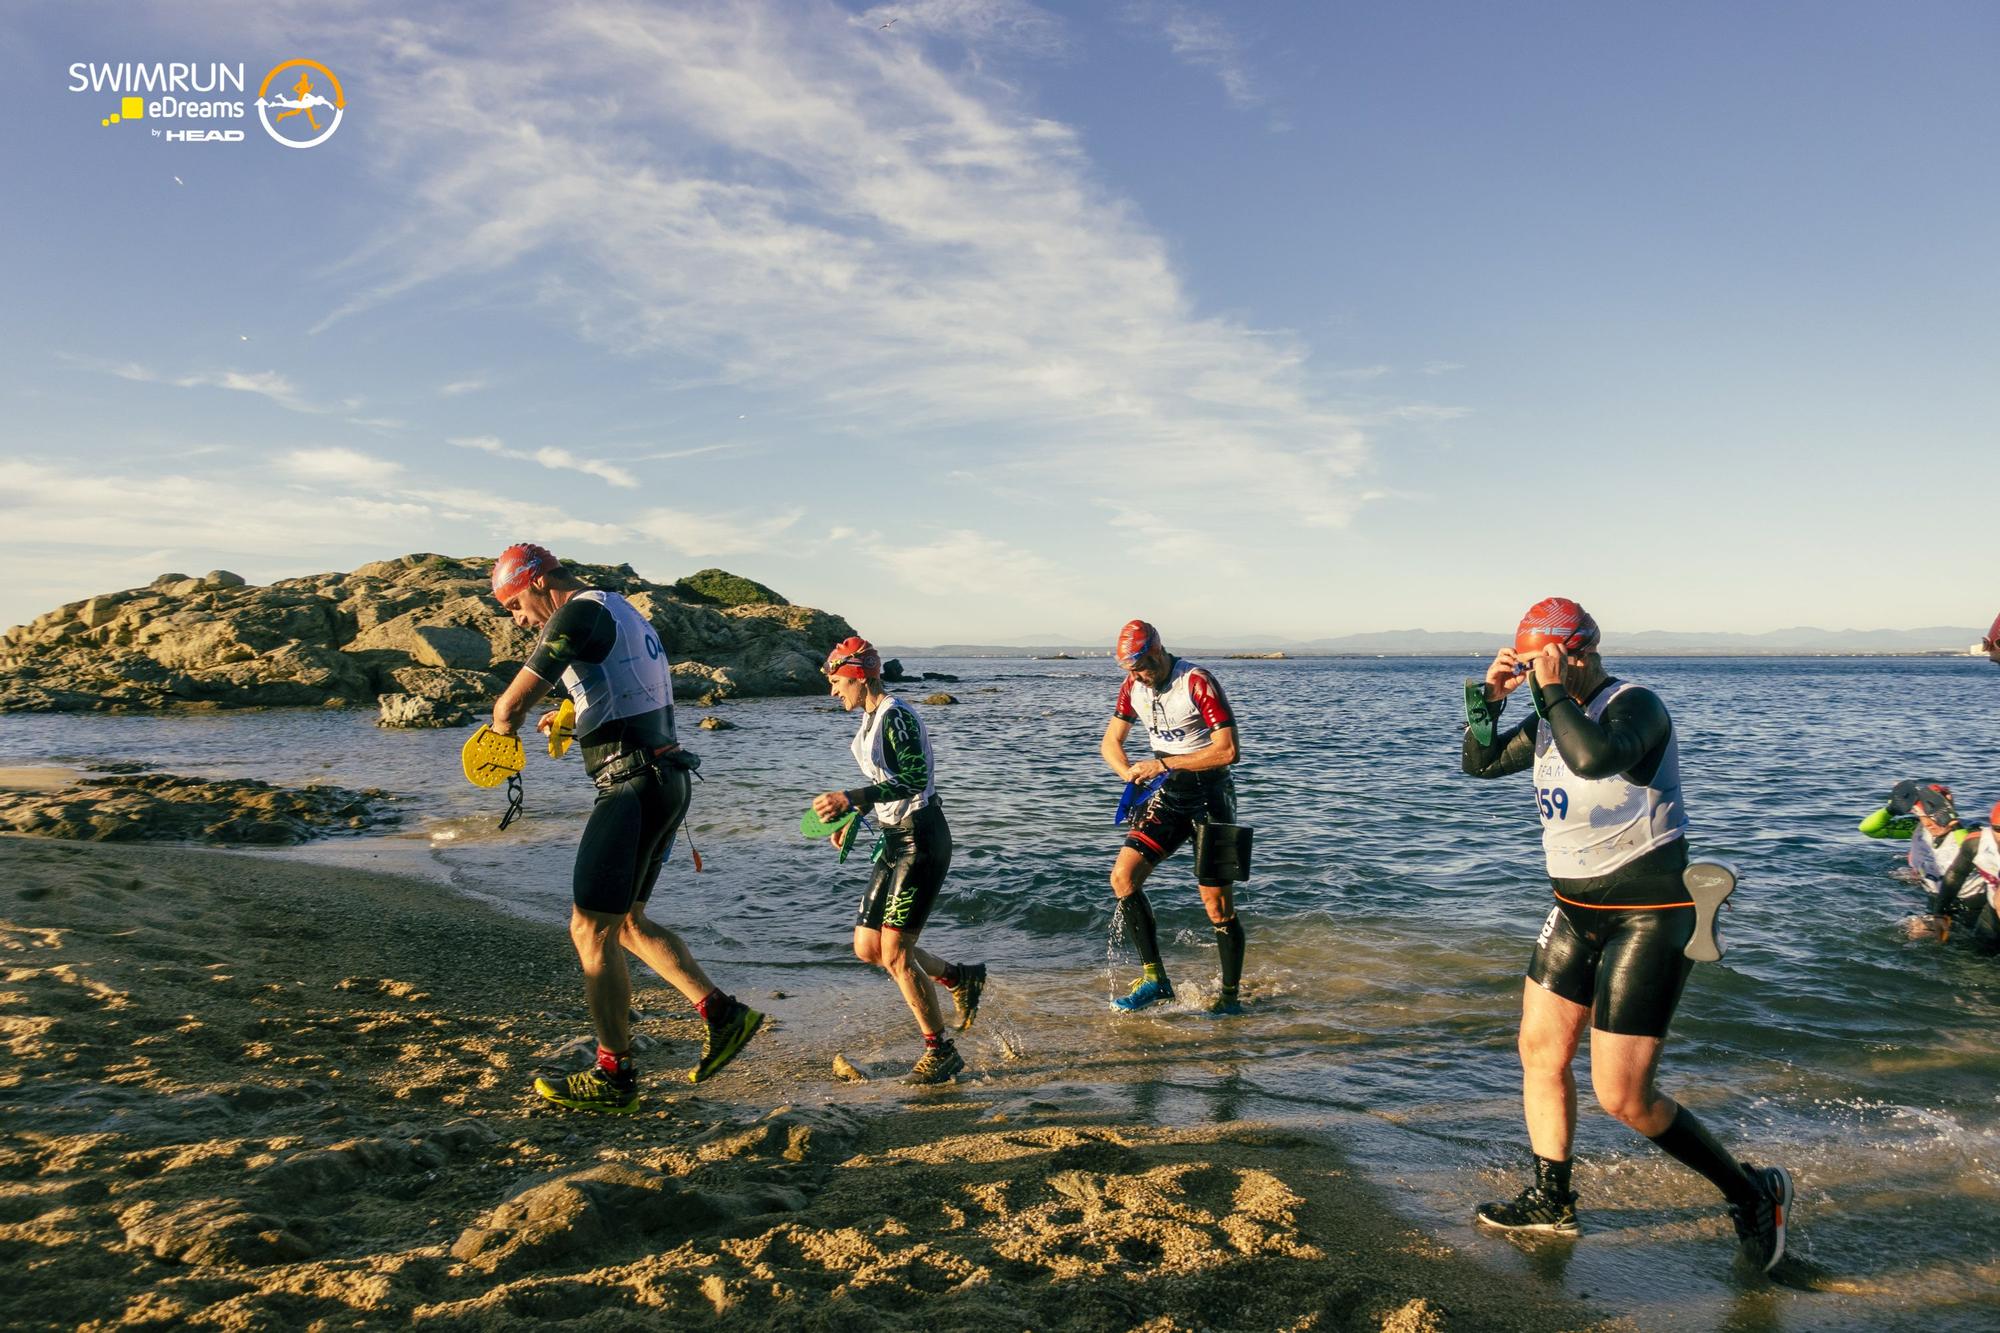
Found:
<box><xmin>1463</xmin><ymin>680</ymin><xmax>1497</xmax><ymax>746</ymax></box>
<box><xmin>801</xmin><ymin>807</ymin><xmax>862</xmax><ymax>862</ymax></box>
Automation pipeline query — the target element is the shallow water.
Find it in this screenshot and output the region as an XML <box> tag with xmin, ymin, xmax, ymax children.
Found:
<box><xmin>7</xmin><ymin>655</ymin><xmax>1998</xmax><ymax>1329</ymax></box>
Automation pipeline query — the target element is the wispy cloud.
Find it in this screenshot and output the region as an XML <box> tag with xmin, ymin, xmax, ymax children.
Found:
<box><xmin>298</xmin><ymin>0</ymin><xmax>1370</xmax><ymax>536</ymax></box>
<box><xmin>280</xmin><ymin>447</ymin><xmax>406</xmax><ymax>487</ymax></box>
<box><xmin>857</xmin><ymin>0</ymin><xmax>1068</xmax><ymax>57</ymax></box>
<box><xmin>101</xmin><ymin>361</ymin><xmax>322</xmax><ymax>414</ymax></box>
<box><xmin>439</xmin><ymin>375</ymin><xmax>490</xmax><ymax>396</ymax></box>
<box><xmin>450</xmin><ymin>434</ymin><xmax>638</xmax><ymax>489</ymax></box>
<box><xmin>1125</xmin><ymin>1</ymin><xmax>1261</xmax><ymax>109</ymax></box>
<box><xmin>632</xmin><ymin>506</ymin><xmax>804</xmax><ymax>556</ymax></box>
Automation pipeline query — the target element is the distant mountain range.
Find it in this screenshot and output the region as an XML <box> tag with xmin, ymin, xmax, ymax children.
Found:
<box><xmin>884</xmin><ymin>626</ymin><xmax>1989</xmax><ymax>657</ymax></box>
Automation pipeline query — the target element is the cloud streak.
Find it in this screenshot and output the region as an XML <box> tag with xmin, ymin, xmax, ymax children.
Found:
<box><xmin>450</xmin><ymin>434</ymin><xmax>639</xmax><ymax>489</ymax></box>
<box><xmin>304</xmin><ymin>0</ymin><xmax>1371</xmax><ymax>534</ymax></box>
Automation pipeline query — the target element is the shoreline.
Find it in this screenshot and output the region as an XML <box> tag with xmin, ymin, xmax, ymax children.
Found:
<box><xmin>0</xmin><ymin>835</ymin><xmax>1612</xmax><ymax>1331</ymax></box>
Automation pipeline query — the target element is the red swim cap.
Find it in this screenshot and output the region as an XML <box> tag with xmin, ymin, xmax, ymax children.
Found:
<box><xmin>1984</xmin><ymin>611</ymin><xmax>2000</xmax><ymax>652</ymax></box>
<box><xmin>1115</xmin><ymin>619</ymin><xmax>1160</xmax><ymax>666</ymax></box>
<box><xmin>1516</xmin><ymin>597</ymin><xmax>1600</xmax><ymax>656</ymax></box>
<box><xmin>491</xmin><ymin>543</ymin><xmax>560</xmax><ymax>603</ymax></box>
<box><xmin>824</xmin><ymin>636</ymin><xmax>881</xmax><ymax>680</ymax></box>
<box><xmin>1990</xmin><ymin>799</ymin><xmax>2000</xmax><ymax>828</ymax></box>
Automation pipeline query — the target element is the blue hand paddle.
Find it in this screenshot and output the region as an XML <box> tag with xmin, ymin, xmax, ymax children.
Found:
<box><xmin>1115</xmin><ymin>772</ymin><xmax>1170</xmax><ymax>826</ymax></box>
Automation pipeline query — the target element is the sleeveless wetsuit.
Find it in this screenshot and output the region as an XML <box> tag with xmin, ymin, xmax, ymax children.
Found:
<box><xmin>844</xmin><ymin>697</ymin><xmax>951</xmax><ymax>935</ymax></box>
<box><xmin>1113</xmin><ymin>658</ymin><xmax>1238</xmax><ymax>876</ymax></box>
<box><xmin>1463</xmin><ymin>676</ymin><xmax>1695</xmax><ymax>1037</ymax></box>
<box><xmin>524</xmin><ymin>591</ymin><xmax>690</xmax><ymax>915</ymax></box>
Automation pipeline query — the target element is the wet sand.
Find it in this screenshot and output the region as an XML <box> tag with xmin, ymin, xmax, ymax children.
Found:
<box><xmin>0</xmin><ymin>835</ymin><xmax>1615</xmax><ymax>1331</ymax></box>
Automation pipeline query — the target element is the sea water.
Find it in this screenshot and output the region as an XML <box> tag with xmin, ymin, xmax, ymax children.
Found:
<box><xmin>8</xmin><ymin>656</ymin><xmax>1997</xmax><ymax>1329</ymax></box>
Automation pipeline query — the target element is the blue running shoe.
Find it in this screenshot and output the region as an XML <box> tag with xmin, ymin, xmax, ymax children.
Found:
<box><xmin>1112</xmin><ymin>976</ymin><xmax>1175</xmax><ymax>1011</ymax></box>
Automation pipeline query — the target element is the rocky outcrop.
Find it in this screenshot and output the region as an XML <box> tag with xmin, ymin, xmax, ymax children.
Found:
<box><xmin>0</xmin><ymin>556</ymin><xmax>855</xmax><ymax>718</ymax></box>
<box><xmin>0</xmin><ymin>773</ymin><xmax>399</xmax><ymax>844</ymax></box>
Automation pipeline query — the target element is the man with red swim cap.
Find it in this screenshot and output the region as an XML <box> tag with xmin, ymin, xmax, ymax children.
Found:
<box><xmin>1461</xmin><ymin>598</ymin><xmax>1793</xmax><ymax>1272</ymax></box>
<box><xmin>1099</xmin><ymin>619</ymin><xmax>1248</xmax><ymax>1015</ymax></box>
<box><xmin>484</xmin><ymin>545</ymin><xmax>763</xmax><ymax>1112</ymax></box>
<box><xmin>811</xmin><ymin>635</ymin><xmax>988</xmax><ymax>1084</ymax></box>
<box><xmin>1982</xmin><ymin>611</ymin><xmax>2000</xmax><ymax>666</ymax></box>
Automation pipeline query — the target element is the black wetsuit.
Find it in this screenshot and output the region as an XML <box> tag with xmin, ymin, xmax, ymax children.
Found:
<box><xmin>845</xmin><ymin>701</ymin><xmax>951</xmax><ymax>935</ymax></box>
<box><xmin>525</xmin><ymin>593</ymin><xmax>690</xmax><ymax>916</ymax></box>
<box><xmin>1937</xmin><ymin>833</ymin><xmax>2000</xmax><ymax>955</ymax></box>
<box><xmin>1463</xmin><ymin>676</ymin><xmax>1694</xmax><ymax>1037</ymax></box>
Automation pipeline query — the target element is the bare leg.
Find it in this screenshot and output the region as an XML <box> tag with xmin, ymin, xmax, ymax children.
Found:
<box><xmin>571</xmin><ymin>907</ymin><xmax>633</xmax><ymax>1052</ymax></box>
<box><xmin>1518</xmin><ymin>979</ymin><xmax>1590</xmax><ymax>1160</ymax></box>
<box><xmin>617</xmin><ymin>902</ymin><xmax>717</xmax><ymax>1008</ymax></box>
<box><xmin>857</xmin><ymin>925</ymin><xmax>946</xmax><ymax>1037</ymax></box>
<box><xmin>1589</xmin><ymin>1030</ymin><xmax>1676</xmax><ymax>1137</ymax></box>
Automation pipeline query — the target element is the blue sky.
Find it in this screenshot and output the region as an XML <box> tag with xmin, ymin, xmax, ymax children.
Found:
<box><xmin>3</xmin><ymin>1</ymin><xmax>1995</xmax><ymax>644</ymax></box>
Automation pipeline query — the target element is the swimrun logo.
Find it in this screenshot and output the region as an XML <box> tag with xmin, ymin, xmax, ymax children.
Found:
<box><xmin>72</xmin><ymin>59</ymin><xmax>346</xmax><ymax>149</ymax></box>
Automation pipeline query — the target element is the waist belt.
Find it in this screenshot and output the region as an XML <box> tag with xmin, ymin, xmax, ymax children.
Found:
<box><xmin>589</xmin><ymin>745</ymin><xmax>701</xmax><ymax>789</ymax></box>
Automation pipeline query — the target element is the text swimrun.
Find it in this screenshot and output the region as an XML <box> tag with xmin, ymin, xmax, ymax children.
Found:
<box><xmin>68</xmin><ymin>63</ymin><xmax>246</xmax><ymax>94</ymax></box>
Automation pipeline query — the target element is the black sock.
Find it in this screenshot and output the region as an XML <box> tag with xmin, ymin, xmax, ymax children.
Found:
<box><xmin>1533</xmin><ymin>1153</ymin><xmax>1572</xmax><ymax>1197</ymax></box>
<box><xmin>1214</xmin><ymin>916</ymin><xmax>1245</xmax><ymax>992</ymax></box>
<box><xmin>1648</xmin><ymin>1105</ymin><xmax>1758</xmax><ymax>1204</ymax></box>
<box><xmin>1121</xmin><ymin>891</ymin><xmax>1163</xmax><ymax>968</ymax></box>
<box><xmin>931</xmin><ymin>962</ymin><xmax>962</xmax><ymax>988</ymax></box>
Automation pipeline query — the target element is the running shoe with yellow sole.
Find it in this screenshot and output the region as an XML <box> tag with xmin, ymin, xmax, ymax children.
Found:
<box><xmin>950</xmin><ymin>963</ymin><xmax>988</xmax><ymax>1031</ymax></box>
<box><xmin>533</xmin><ymin>1066</ymin><xmax>641</xmax><ymax>1115</ymax></box>
<box><xmin>689</xmin><ymin>1004</ymin><xmax>766</xmax><ymax>1083</ymax></box>
<box><xmin>906</xmin><ymin>1043</ymin><xmax>965</xmax><ymax>1085</ymax></box>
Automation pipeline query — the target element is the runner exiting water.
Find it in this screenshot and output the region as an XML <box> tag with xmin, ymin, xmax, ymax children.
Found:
<box><xmin>484</xmin><ymin>544</ymin><xmax>764</xmax><ymax>1113</ymax></box>
<box><xmin>1460</xmin><ymin>597</ymin><xmax>1793</xmax><ymax>1272</ymax></box>
<box><xmin>1099</xmin><ymin>619</ymin><xmax>1248</xmax><ymax>1016</ymax></box>
<box><xmin>810</xmin><ymin>637</ymin><xmax>987</xmax><ymax>1085</ymax></box>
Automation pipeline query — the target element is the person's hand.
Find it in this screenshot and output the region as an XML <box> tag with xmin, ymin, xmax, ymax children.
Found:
<box><xmin>490</xmin><ymin>716</ymin><xmax>516</xmax><ymax>737</ymax></box>
<box><xmin>832</xmin><ymin>821</ymin><xmax>851</xmax><ymax>851</ymax></box>
<box><xmin>1129</xmin><ymin>758</ymin><xmax>1168</xmax><ymax>783</ymax></box>
<box><xmin>534</xmin><ymin>711</ymin><xmax>558</xmax><ymax>736</ymax></box>
<box><xmin>812</xmin><ymin>790</ymin><xmax>851</xmax><ymax>822</ymax></box>
<box><xmin>1483</xmin><ymin>648</ymin><xmax>1529</xmax><ymax>701</ymax></box>
<box><xmin>1530</xmin><ymin>643</ymin><xmax>1566</xmax><ymax>689</ymax></box>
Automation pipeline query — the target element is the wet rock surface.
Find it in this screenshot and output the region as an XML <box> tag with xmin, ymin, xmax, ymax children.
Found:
<box><xmin>0</xmin><ymin>556</ymin><xmax>855</xmax><ymax>719</ymax></box>
<box><xmin>0</xmin><ymin>772</ymin><xmax>399</xmax><ymax>844</ymax></box>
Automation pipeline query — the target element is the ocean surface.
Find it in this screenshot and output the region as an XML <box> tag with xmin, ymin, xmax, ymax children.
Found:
<box><xmin>7</xmin><ymin>655</ymin><xmax>1998</xmax><ymax>1330</ymax></box>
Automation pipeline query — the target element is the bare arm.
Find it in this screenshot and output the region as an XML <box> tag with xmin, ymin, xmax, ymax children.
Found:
<box><xmin>1100</xmin><ymin>716</ymin><xmax>1137</xmax><ymax>782</ymax></box>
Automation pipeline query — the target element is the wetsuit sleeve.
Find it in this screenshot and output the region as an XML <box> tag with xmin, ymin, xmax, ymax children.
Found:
<box><xmin>1535</xmin><ymin>680</ymin><xmax>1671</xmax><ymax>781</ymax></box>
<box><xmin>523</xmin><ymin>598</ymin><xmax>618</xmax><ymax>682</ymax></box>
<box><xmin>1112</xmin><ymin>679</ymin><xmax>1139</xmax><ymax>724</ymax></box>
<box><xmin>1462</xmin><ymin>704</ymin><xmax>1537</xmax><ymax>779</ymax></box>
<box><xmin>1188</xmin><ymin>669</ymin><xmax>1234</xmax><ymax>730</ymax></box>
<box><xmin>843</xmin><ymin>707</ymin><xmax>931</xmax><ymax>813</ymax></box>
<box><xmin>1937</xmin><ymin>838</ymin><xmax>1978</xmax><ymax>915</ymax></box>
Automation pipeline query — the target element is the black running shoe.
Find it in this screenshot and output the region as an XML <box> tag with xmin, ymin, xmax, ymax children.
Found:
<box><xmin>950</xmin><ymin>963</ymin><xmax>987</xmax><ymax>1031</ymax></box>
<box><xmin>1730</xmin><ymin>1163</ymin><xmax>1793</xmax><ymax>1273</ymax></box>
<box><xmin>689</xmin><ymin>1004</ymin><xmax>765</xmax><ymax>1084</ymax></box>
<box><xmin>533</xmin><ymin>1066</ymin><xmax>640</xmax><ymax>1115</ymax></box>
<box><xmin>905</xmin><ymin>1043</ymin><xmax>965</xmax><ymax>1085</ymax></box>
<box><xmin>1474</xmin><ymin>1183</ymin><xmax>1581</xmax><ymax>1236</ymax></box>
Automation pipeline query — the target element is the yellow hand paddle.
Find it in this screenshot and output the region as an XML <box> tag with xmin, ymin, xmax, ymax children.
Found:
<box><xmin>461</xmin><ymin>726</ymin><xmax>526</xmax><ymax>788</ymax></box>
<box><xmin>547</xmin><ymin>699</ymin><xmax>577</xmax><ymax>759</ymax></box>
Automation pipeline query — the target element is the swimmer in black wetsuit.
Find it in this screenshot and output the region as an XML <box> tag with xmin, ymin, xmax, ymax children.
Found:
<box><xmin>485</xmin><ymin>544</ymin><xmax>763</xmax><ymax>1113</ymax></box>
<box><xmin>1935</xmin><ymin>801</ymin><xmax>2000</xmax><ymax>954</ymax></box>
<box><xmin>809</xmin><ymin>637</ymin><xmax>987</xmax><ymax>1085</ymax></box>
<box><xmin>1459</xmin><ymin>597</ymin><xmax>1793</xmax><ymax>1273</ymax></box>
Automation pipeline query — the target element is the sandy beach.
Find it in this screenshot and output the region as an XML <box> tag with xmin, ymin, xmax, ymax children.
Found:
<box><xmin>0</xmin><ymin>834</ymin><xmax>1614</xmax><ymax>1331</ymax></box>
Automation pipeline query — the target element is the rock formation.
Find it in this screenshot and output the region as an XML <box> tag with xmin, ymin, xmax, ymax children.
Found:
<box><xmin>0</xmin><ymin>557</ymin><xmax>854</xmax><ymax>723</ymax></box>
